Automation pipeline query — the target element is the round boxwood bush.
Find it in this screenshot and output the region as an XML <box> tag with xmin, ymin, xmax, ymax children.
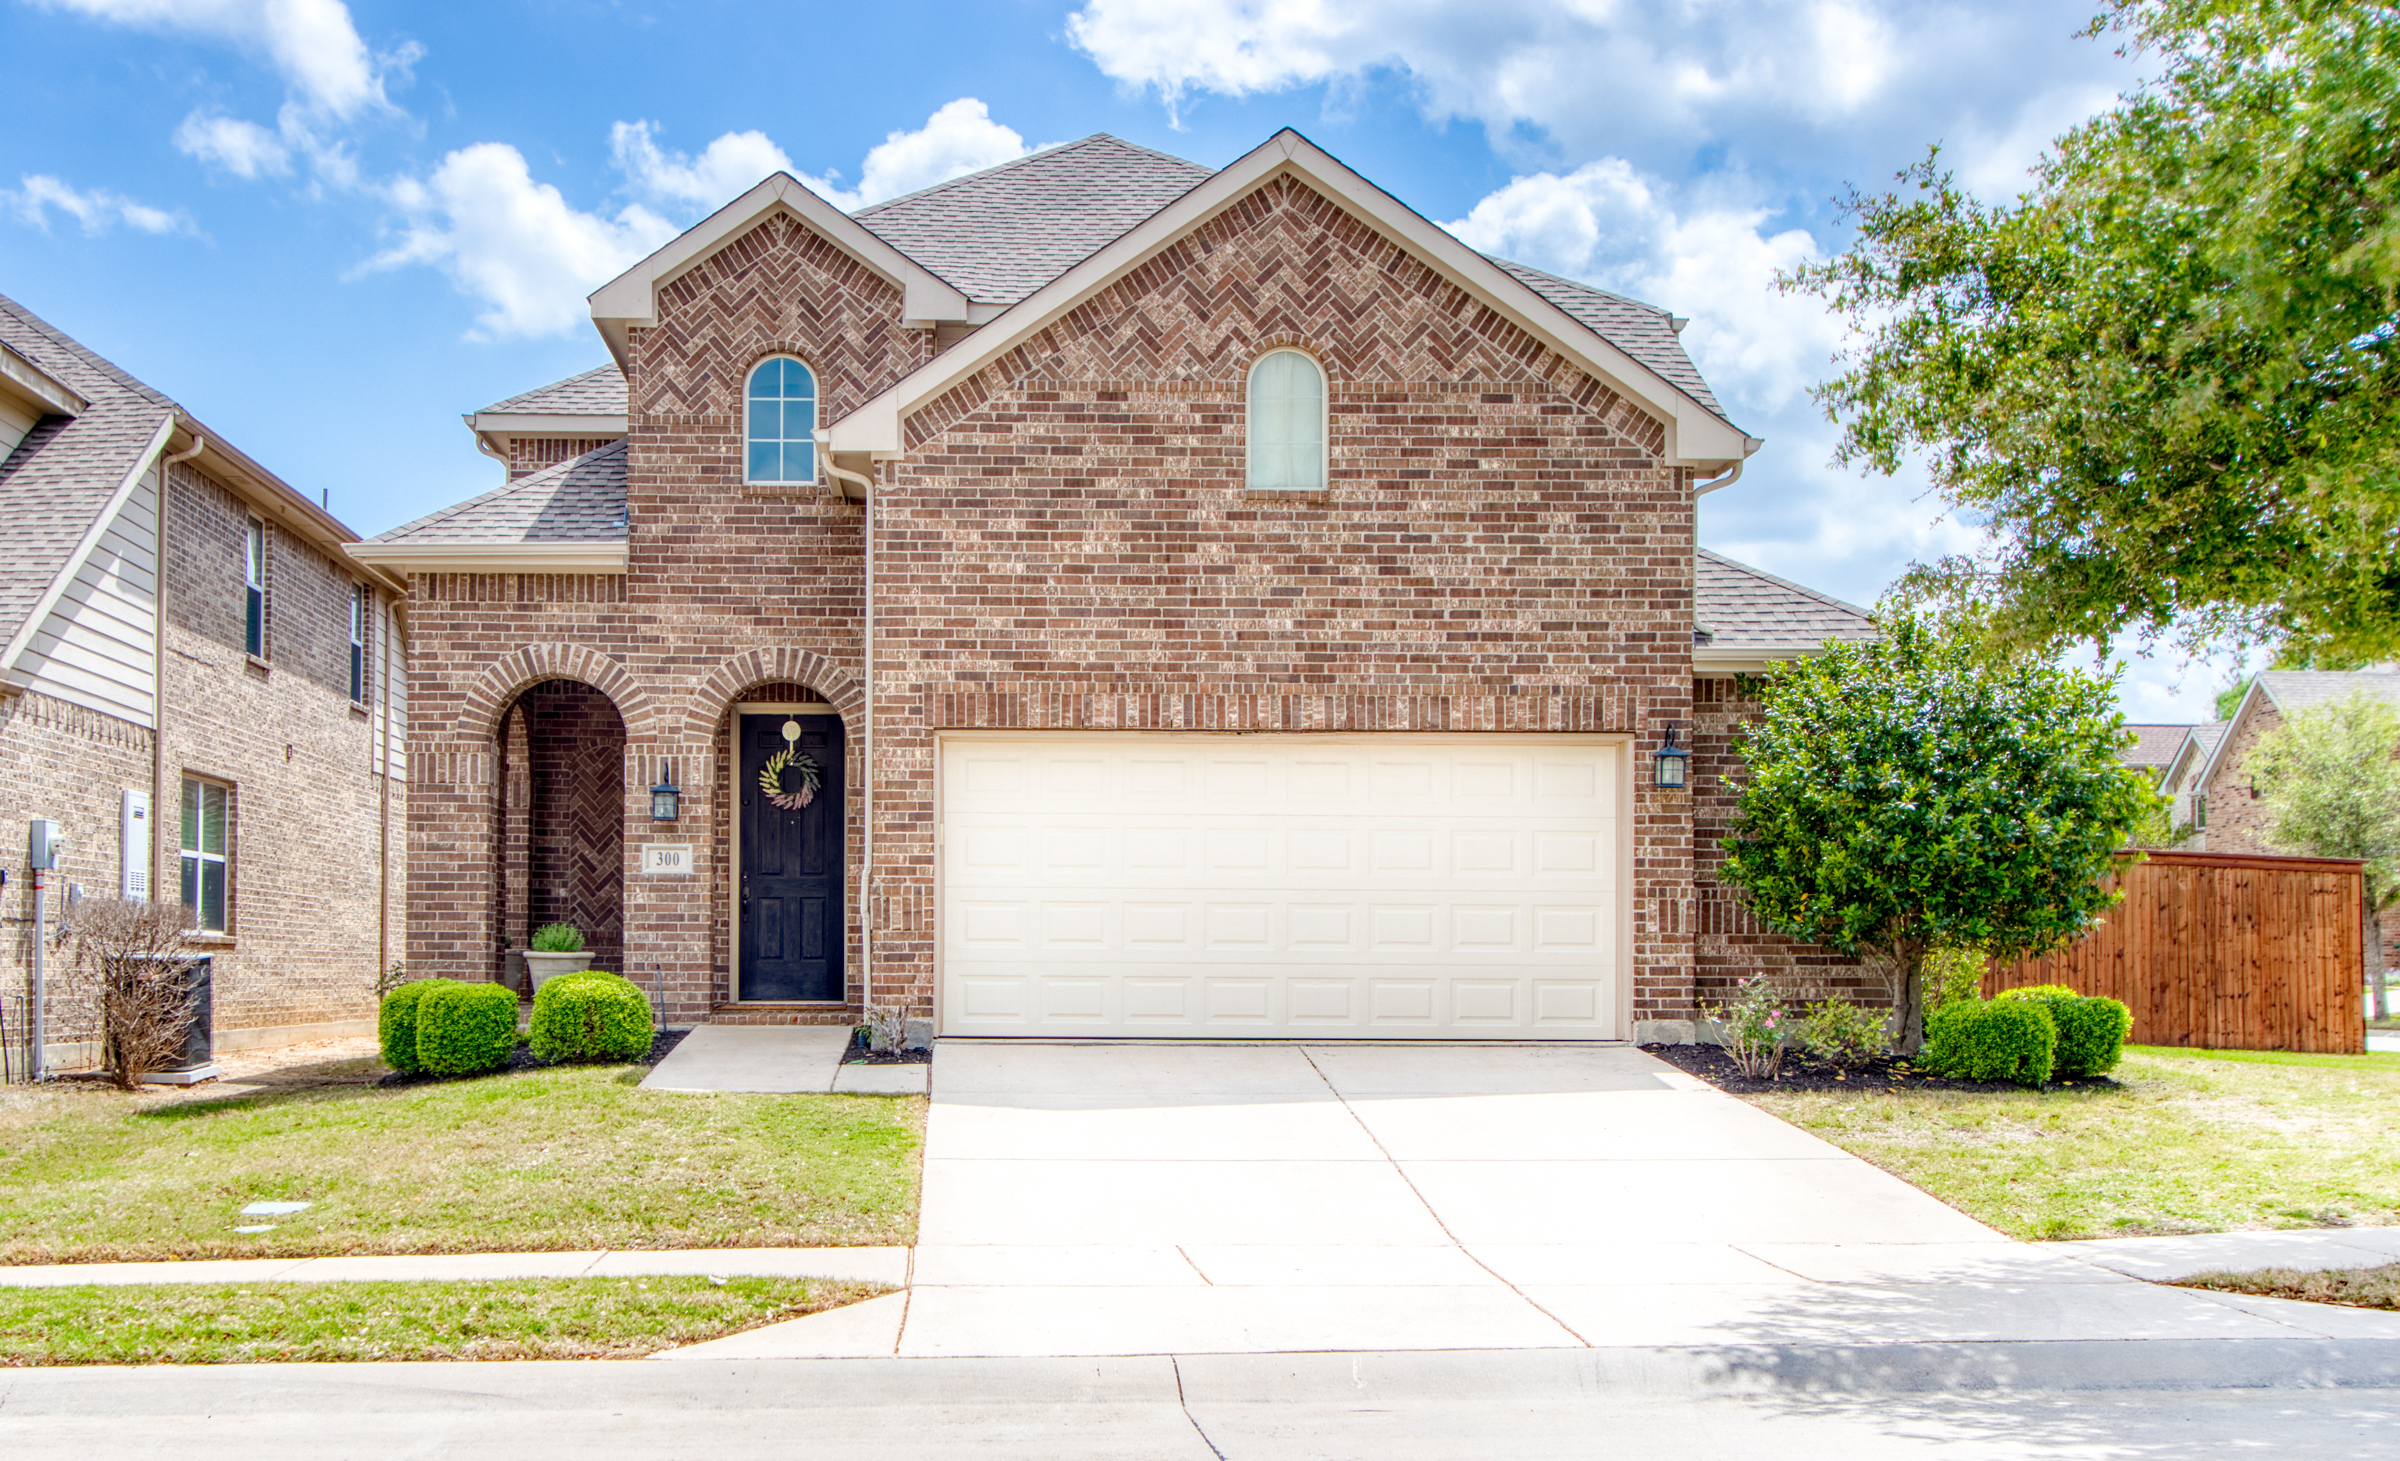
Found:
<box><xmin>528</xmin><ymin>971</ymin><xmax>653</xmax><ymax>1064</ymax></box>
<box><xmin>414</xmin><ymin>980</ymin><xmax>520</xmax><ymax>1076</ymax></box>
<box><xmin>1994</xmin><ymin>985</ymin><xmax>2133</xmax><ymax>1076</ymax></box>
<box><xmin>1922</xmin><ymin>999</ymin><xmax>2056</xmax><ymax>1088</ymax></box>
<box><xmin>377</xmin><ymin>978</ymin><xmax>452</xmax><ymax>1075</ymax></box>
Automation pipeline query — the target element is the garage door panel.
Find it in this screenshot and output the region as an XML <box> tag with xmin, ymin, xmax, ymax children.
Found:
<box><xmin>940</xmin><ymin>735</ymin><xmax>1622</xmax><ymax>1039</ymax></box>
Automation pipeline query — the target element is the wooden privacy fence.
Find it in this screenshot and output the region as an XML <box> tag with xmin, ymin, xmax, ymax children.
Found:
<box><xmin>1987</xmin><ymin>851</ymin><xmax>2366</xmax><ymax>1054</ymax></box>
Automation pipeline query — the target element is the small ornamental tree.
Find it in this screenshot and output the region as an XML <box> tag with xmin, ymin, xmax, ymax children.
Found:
<box><xmin>2249</xmin><ymin>692</ymin><xmax>2400</xmax><ymax>1019</ymax></box>
<box><xmin>1718</xmin><ymin>615</ymin><xmax>2156</xmax><ymax>1052</ymax></box>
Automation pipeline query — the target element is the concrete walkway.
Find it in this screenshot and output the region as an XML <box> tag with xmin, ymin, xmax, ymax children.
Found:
<box><xmin>669</xmin><ymin>1042</ymin><xmax>2400</xmax><ymax>1360</ymax></box>
<box><xmin>638</xmin><ymin>1024</ymin><xmax>925</xmax><ymax>1094</ymax></box>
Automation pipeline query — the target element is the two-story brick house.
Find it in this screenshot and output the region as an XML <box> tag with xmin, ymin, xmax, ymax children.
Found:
<box><xmin>0</xmin><ymin>292</ymin><xmax>409</xmax><ymax>1073</ymax></box>
<box><xmin>357</xmin><ymin>129</ymin><xmax>1868</xmax><ymax>1042</ymax></box>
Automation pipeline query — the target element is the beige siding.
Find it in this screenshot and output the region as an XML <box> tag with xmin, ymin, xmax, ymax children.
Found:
<box><xmin>0</xmin><ymin>394</ymin><xmax>39</xmax><ymax>459</ymax></box>
<box><xmin>13</xmin><ymin>468</ymin><xmax>159</xmax><ymax>726</ymax></box>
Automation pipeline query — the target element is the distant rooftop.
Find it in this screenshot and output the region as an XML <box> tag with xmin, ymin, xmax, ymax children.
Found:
<box><xmin>367</xmin><ymin>439</ymin><xmax>627</xmax><ymax>547</ymax></box>
<box><xmin>1694</xmin><ymin>549</ymin><xmax>1877</xmax><ymax>651</ymax></box>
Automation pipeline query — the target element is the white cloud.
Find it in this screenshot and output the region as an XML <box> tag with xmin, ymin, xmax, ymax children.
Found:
<box><xmin>799</xmin><ymin>98</ymin><xmax>1035</xmax><ymax>210</ymax></box>
<box><xmin>175</xmin><ymin>111</ymin><xmax>292</xmax><ymax>178</ymax></box>
<box><xmin>2</xmin><ymin>174</ymin><xmax>194</xmax><ymax>236</ymax></box>
<box><xmin>43</xmin><ymin>0</ymin><xmax>394</xmax><ymax>116</ymax></box>
<box><xmin>1066</xmin><ymin>0</ymin><xmax>2131</xmax><ymax>191</ymax></box>
<box><xmin>366</xmin><ymin>143</ymin><xmax>675</xmax><ymax>340</ymax></box>
<box><xmin>612</xmin><ymin>122</ymin><xmax>794</xmax><ymax>212</ymax></box>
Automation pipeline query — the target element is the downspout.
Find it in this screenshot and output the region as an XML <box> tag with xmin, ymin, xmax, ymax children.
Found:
<box><xmin>815</xmin><ymin>434</ymin><xmax>877</xmax><ymax>1018</ymax></box>
<box><xmin>154</xmin><ymin>433</ymin><xmax>206</xmax><ymax>903</ymax></box>
<box><xmin>376</xmin><ymin>592</ymin><xmax>395</xmax><ymax>983</ymax></box>
<box><xmin>1692</xmin><ymin>459</ymin><xmax>1744</xmax><ymax>495</ymax></box>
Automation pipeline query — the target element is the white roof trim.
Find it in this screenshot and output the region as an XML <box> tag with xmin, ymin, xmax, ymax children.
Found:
<box><xmin>1</xmin><ymin>412</ymin><xmax>171</xmax><ymax>676</ymax></box>
<box><xmin>826</xmin><ymin>128</ymin><xmax>1757</xmax><ymax>472</ymax></box>
<box><xmin>468</xmin><ymin>412</ymin><xmax>629</xmax><ymax>437</ymax></box>
<box><xmin>588</xmin><ymin>173</ymin><xmax>971</xmax><ymax>369</ymax></box>
<box><xmin>1693</xmin><ymin>643</ymin><xmax>1839</xmax><ymax>674</ymax></box>
<box><xmin>0</xmin><ymin>343</ymin><xmax>85</xmax><ymax>418</ymax></box>
<box><xmin>344</xmin><ymin>541</ymin><xmax>630</xmax><ymax>575</ymax></box>
<box><xmin>2195</xmin><ymin>679</ymin><xmax>2273</xmax><ymax>793</ymax></box>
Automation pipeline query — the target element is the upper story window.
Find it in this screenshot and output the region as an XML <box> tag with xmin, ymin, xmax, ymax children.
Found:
<box><xmin>746</xmin><ymin>357</ymin><xmax>818</xmax><ymax>485</ymax></box>
<box><xmin>243</xmin><ymin>519</ymin><xmax>266</xmax><ymax>657</ymax></box>
<box><xmin>1246</xmin><ymin>349</ymin><xmax>1326</xmax><ymax>493</ymax></box>
<box><xmin>348</xmin><ymin>585</ymin><xmax>367</xmax><ymax>705</ymax></box>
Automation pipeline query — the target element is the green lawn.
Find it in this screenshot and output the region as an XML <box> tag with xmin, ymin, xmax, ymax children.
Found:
<box><xmin>0</xmin><ymin>1061</ymin><xmax>924</xmax><ymax>1264</ymax></box>
<box><xmin>0</xmin><ymin>1276</ymin><xmax>884</xmax><ymax>1364</ymax></box>
<box><xmin>1746</xmin><ymin>1045</ymin><xmax>2400</xmax><ymax>1241</ymax></box>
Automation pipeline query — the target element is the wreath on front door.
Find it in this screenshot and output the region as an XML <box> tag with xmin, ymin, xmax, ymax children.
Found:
<box><xmin>759</xmin><ymin>748</ymin><xmax>823</xmax><ymax>811</ymax></box>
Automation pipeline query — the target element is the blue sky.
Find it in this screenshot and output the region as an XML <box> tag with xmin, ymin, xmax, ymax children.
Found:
<box><xmin>1</xmin><ymin>0</ymin><xmax>2230</xmax><ymax>717</ymax></box>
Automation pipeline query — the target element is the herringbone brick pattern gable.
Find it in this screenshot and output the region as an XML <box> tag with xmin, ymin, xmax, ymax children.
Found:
<box><xmin>636</xmin><ymin>213</ymin><xmax>933</xmax><ymax>422</ymax></box>
<box><xmin>906</xmin><ymin>175</ymin><xmax>1661</xmax><ymax>454</ymax></box>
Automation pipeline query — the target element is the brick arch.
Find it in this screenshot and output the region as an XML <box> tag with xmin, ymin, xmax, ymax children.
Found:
<box><xmin>459</xmin><ymin>644</ymin><xmax>654</xmax><ymax>745</ymax></box>
<box><xmin>687</xmin><ymin>647</ymin><xmax>864</xmax><ymax>739</ymax></box>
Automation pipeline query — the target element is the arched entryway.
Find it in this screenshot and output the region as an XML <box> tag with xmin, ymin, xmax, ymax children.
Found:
<box><xmin>711</xmin><ymin>681</ymin><xmax>849</xmax><ymax>1005</ymax></box>
<box><xmin>496</xmin><ymin>679</ymin><xmax>627</xmax><ymax>983</ymax></box>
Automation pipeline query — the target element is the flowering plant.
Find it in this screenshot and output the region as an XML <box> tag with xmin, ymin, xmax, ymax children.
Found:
<box><xmin>1702</xmin><ymin>973</ymin><xmax>1791</xmax><ymax>1079</ymax></box>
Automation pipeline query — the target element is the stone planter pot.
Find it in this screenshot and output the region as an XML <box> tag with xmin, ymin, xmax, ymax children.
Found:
<box><xmin>519</xmin><ymin>950</ymin><xmax>593</xmax><ymax>993</ymax></box>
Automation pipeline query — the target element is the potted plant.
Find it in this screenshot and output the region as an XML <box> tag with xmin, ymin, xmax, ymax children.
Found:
<box><xmin>519</xmin><ymin>923</ymin><xmax>592</xmax><ymax>993</ymax></box>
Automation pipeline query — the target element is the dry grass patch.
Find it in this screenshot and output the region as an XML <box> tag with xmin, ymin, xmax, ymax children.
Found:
<box><xmin>1744</xmin><ymin>1046</ymin><xmax>2400</xmax><ymax>1240</ymax></box>
<box><xmin>0</xmin><ymin>1276</ymin><xmax>885</xmax><ymax>1364</ymax></box>
<box><xmin>0</xmin><ymin>1059</ymin><xmax>924</xmax><ymax>1263</ymax></box>
<box><xmin>2179</xmin><ymin>1263</ymin><xmax>2400</xmax><ymax>1311</ymax></box>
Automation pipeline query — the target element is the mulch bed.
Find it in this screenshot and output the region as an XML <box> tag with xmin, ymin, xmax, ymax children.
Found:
<box><xmin>842</xmin><ymin>1029</ymin><xmax>931</xmax><ymax>1066</ymax></box>
<box><xmin>376</xmin><ymin>1027</ymin><xmax>691</xmax><ymax>1088</ymax></box>
<box><xmin>1643</xmin><ymin>1042</ymin><xmax>2123</xmax><ymax>1096</ymax></box>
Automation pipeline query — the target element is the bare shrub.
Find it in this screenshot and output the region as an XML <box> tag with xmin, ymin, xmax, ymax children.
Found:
<box><xmin>63</xmin><ymin>897</ymin><xmax>205</xmax><ymax>1090</ymax></box>
<box><xmin>866</xmin><ymin>1005</ymin><xmax>912</xmax><ymax>1054</ymax></box>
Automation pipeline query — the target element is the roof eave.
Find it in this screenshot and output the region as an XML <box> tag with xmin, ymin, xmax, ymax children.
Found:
<box><xmin>1693</xmin><ymin>641</ymin><xmax>1860</xmax><ymax>674</ymax></box>
<box><xmin>0</xmin><ymin>343</ymin><xmax>86</xmax><ymax>418</ymax></box>
<box><xmin>345</xmin><ymin>540</ymin><xmax>630</xmax><ymax>575</ymax></box>
<box><xmin>587</xmin><ymin>173</ymin><xmax>973</xmax><ymax>370</ymax></box>
<box><xmin>826</xmin><ymin>128</ymin><xmax>1754</xmax><ymax>471</ymax></box>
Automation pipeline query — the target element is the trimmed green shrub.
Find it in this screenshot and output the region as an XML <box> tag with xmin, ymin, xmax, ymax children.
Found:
<box><xmin>377</xmin><ymin>979</ymin><xmax>451</xmax><ymax>1075</ymax></box>
<box><xmin>1994</xmin><ymin>985</ymin><xmax>2133</xmax><ymax>1076</ymax></box>
<box><xmin>530</xmin><ymin>922</ymin><xmax>585</xmax><ymax>953</ymax></box>
<box><xmin>1924</xmin><ymin>945</ymin><xmax>1992</xmax><ymax>1014</ymax></box>
<box><xmin>528</xmin><ymin>971</ymin><xmax>653</xmax><ymax>1064</ymax></box>
<box><xmin>1923</xmin><ymin>999</ymin><xmax>2056</xmax><ymax>1087</ymax></box>
<box><xmin>415</xmin><ymin>980</ymin><xmax>520</xmax><ymax>1076</ymax></box>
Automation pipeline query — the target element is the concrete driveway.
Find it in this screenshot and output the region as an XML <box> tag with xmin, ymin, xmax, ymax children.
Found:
<box><xmin>680</xmin><ymin>1042</ymin><xmax>2384</xmax><ymax>1359</ymax></box>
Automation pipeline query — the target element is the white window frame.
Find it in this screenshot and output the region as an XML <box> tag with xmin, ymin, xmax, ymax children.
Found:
<box><xmin>1244</xmin><ymin>347</ymin><xmax>1330</xmax><ymax>494</ymax></box>
<box><xmin>179</xmin><ymin>776</ymin><xmax>231</xmax><ymax>935</ymax></box>
<box><xmin>743</xmin><ymin>355</ymin><xmax>820</xmax><ymax>486</ymax></box>
<box><xmin>243</xmin><ymin>518</ymin><xmax>267</xmax><ymax>658</ymax></box>
<box><xmin>348</xmin><ymin>584</ymin><xmax>367</xmax><ymax>705</ymax></box>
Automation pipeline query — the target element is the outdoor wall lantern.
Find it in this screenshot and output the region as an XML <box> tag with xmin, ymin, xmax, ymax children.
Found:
<box><xmin>1652</xmin><ymin>725</ymin><xmax>1690</xmax><ymax>789</ymax></box>
<box><xmin>650</xmin><ymin>765</ymin><xmax>681</xmax><ymax>823</ymax></box>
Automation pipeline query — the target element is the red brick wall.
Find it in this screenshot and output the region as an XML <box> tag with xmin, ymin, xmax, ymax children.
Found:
<box><xmin>1691</xmin><ymin>676</ymin><xmax>1869</xmax><ymax>1011</ymax></box>
<box><xmin>518</xmin><ymin>680</ymin><xmax>625</xmax><ymax>975</ymax></box>
<box><xmin>874</xmin><ymin>174</ymin><xmax>1698</xmax><ymax>1023</ymax></box>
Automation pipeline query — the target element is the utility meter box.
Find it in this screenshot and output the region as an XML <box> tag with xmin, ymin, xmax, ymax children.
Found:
<box><xmin>28</xmin><ymin>819</ymin><xmax>63</xmax><ymax>871</ymax></box>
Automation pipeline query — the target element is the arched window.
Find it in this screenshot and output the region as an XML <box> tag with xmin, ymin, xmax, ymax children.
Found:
<box><xmin>746</xmin><ymin>357</ymin><xmax>818</xmax><ymax>484</ymax></box>
<box><xmin>1246</xmin><ymin>349</ymin><xmax>1326</xmax><ymax>492</ymax></box>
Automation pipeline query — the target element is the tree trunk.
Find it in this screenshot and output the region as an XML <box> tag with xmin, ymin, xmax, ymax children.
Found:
<box><xmin>1866</xmin><ymin>938</ymin><xmax>1934</xmax><ymax>1055</ymax></box>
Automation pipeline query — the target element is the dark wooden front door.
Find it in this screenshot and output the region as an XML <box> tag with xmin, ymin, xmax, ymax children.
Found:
<box><xmin>738</xmin><ymin>712</ymin><xmax>845</xmax><ymax>1001</ymax></box>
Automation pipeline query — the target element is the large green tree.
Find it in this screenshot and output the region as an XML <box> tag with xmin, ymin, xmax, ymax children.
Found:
<box><xmin>1786</xmin><ymin>0</ymin><xmax>2400</xmax><ymax>660</ymax></box>
<box><xmin>2250</xmin><ymin>692</ymin><xmax>2400</xmax><ymax>1017</ymax></box>
<box><xmin>1719</xmin><ymin>617</ymin><xmax>2157</xmax><ymax>1051</ymax></box>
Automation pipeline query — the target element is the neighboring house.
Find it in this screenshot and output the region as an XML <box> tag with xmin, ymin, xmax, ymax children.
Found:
<box><xmin>2119</xmin><ymin>724</ymin><xmax>2192</xmax><ymax>782</ymax></box>
<box><xmin>353</xmin><ymin>128</ymin><xmax>1865</xmax><ymax>1043</ymax></box>
<box><xmin>0</xmin><ymin>293</ymin><xmax>408</xmax><ymax>1071</ymax></box>
<box><xmin>2157</xmin><ymin>720</ymin><xmax>2228</xmax><ymax>845</ymax></box>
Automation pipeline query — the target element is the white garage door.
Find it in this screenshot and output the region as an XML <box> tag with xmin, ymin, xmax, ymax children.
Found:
<box><xmin>938</xmin><ymin>733</ymin><xmax>1625</xmax><ymax>1039</ymax></box>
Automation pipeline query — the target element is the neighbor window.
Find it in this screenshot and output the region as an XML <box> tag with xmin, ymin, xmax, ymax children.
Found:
<box><xmin>179</xmin><ymin>778</ymin><xmax>229</xmax><ymax>934</ymax></box>
<box><xmin>243</xmin><ymin>519</ymin><xmax>266</xmax><ymax>657</ymax></box>
<box><xmin>1246</xmin><ymin>349</ymin><xmax>1326</xmax><ymax>492</ymax></box>
<box><xmin>745</xmin><ymin>357</ymin><xmax>818</xmax><ymax>484</ymax></box>
<box><xmin>348</xmin><ymin>585</ymin><xmax>367</xmax><ymax>704</ymax></box>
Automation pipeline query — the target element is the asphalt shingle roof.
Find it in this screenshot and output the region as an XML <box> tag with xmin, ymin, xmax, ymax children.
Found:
<box><xmin>0</xmin><ymin>292</ymin><xmax>177</xmax><ymax>652</ymax></box>
<box><xmin>475</xmin><ymin>364</ymin><xmax>627</xmax><ymax>418</ymax></box>
<box><xmin>855</xmin><ymin>135</ymin><xmax>1216</xmax><ymax>308</ymax></box>
<box><xmin>1492</xmin><ymin>259</ymin><xmax>1724</xmax><ymax>418</ymax></box>
<box><xmin>2257</xmin><ymin>671</ymin><xmax>2400</xmax><ymax>714</ymax></box>
<box><xmin>367</xmin><ymin>439</ymin><xmax>628</xmax><ymax>547</ymax></box>
<box><xmin>1693</xmin><ymin>548</ymin><xmax>1877</xmax><ymax>649</ymax></box>
<box><xmin>2119</xmin><ymin>723</ymin><xmax>2193</xmax><ymax>768</ymax></box>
